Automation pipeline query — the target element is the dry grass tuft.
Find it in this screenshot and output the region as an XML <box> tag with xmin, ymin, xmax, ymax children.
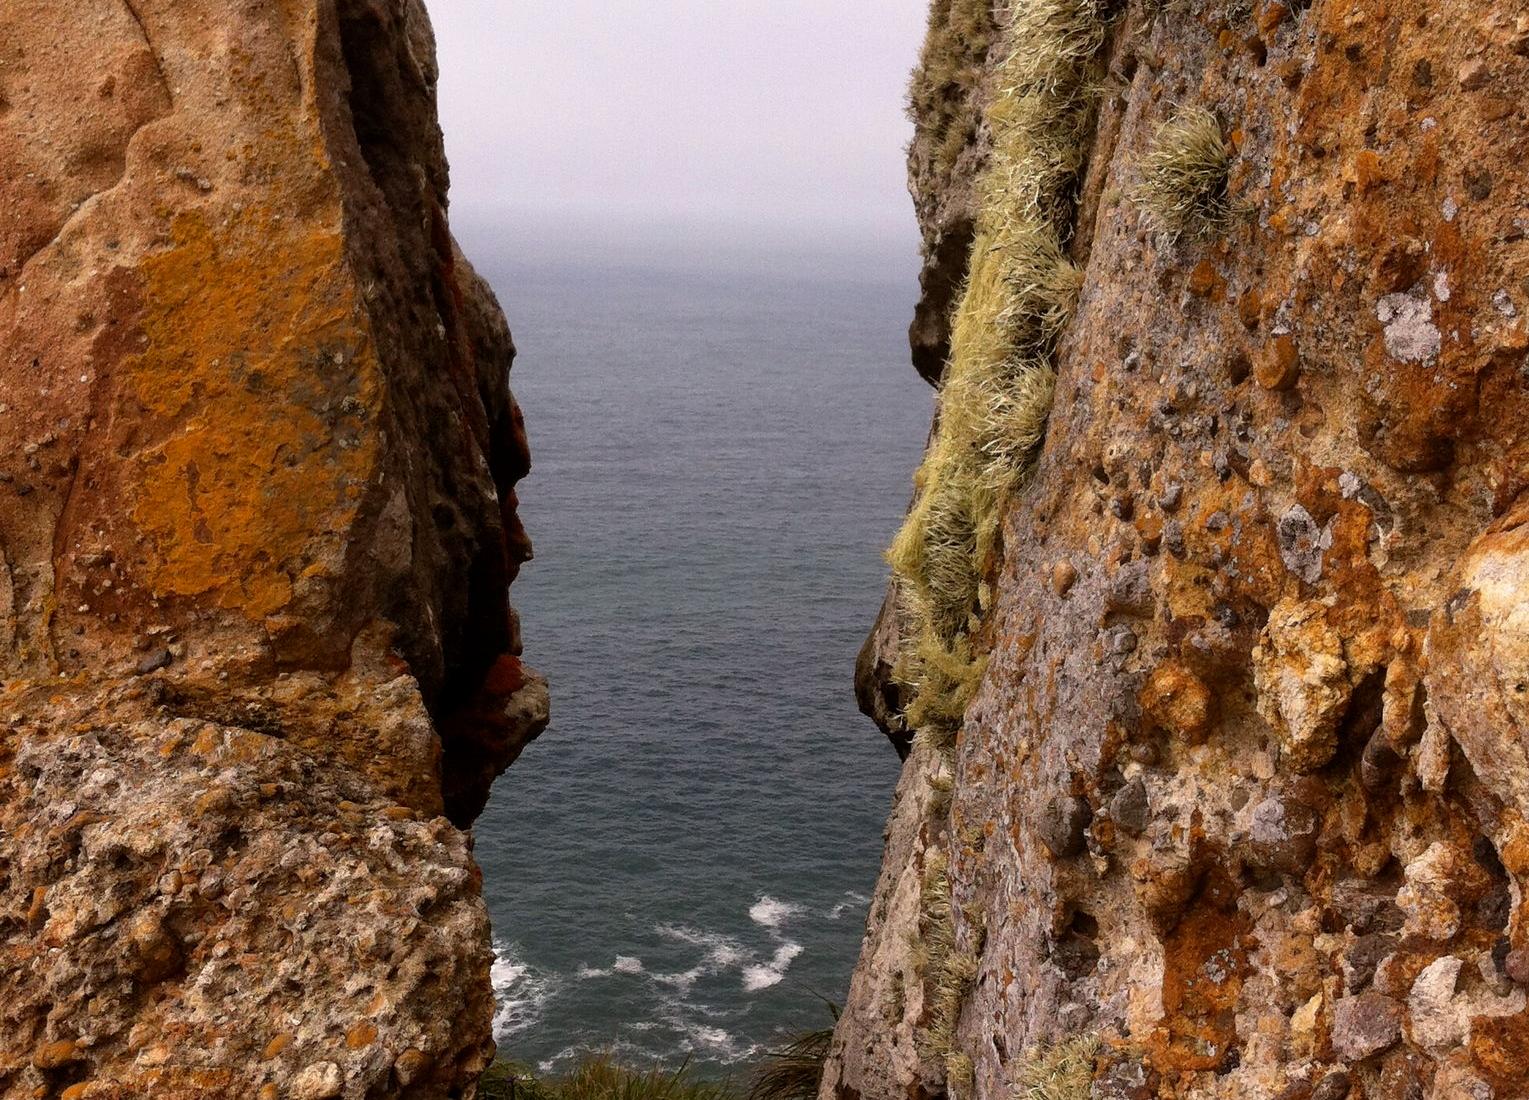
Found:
<box><xmin>479</xmin><ymin>1058</ymin><xmax>734</xmax><ymax>1100</ymax></box>
<box><xmin>888</xmin><ymin>0</ymin><xmax>1109</xmax><ymax>762</ymax></box>
<box><xmin>1133</xmin><ymin>106</ymin><xmax>1232</xmax><ymax>240</ymax></box>
<box><xmin>745</xmin><ymin>1017</ymin><xmax>837</xmax><ymax>1100</ymax></box>
<box><xmin>908</xmin><ymin>0</ymin><xmax>1002</xmax><ymax>180</ymax></box>
<box><xmin>945</xmin><ymin>1051</ymin><xmax>976</xmax><ymax>1095</ymax></box>
<box><xmin>910</xmin><ymin>849</ymin><xmax>985</xmax><ymax>1067</ymax></box>
<box><xmin>1015</xmin><ymin>1035</ymin><xmax>1103</xmax><ymax>1100</ymax></box>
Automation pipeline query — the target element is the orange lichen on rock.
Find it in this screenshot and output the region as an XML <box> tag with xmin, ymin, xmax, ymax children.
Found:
<box><xmin>119</xmin><ymin>211</ymin><xmax>379</xmax><ymax>619</ymax></box>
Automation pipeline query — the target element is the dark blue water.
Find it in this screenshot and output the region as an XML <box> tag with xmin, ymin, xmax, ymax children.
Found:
<box><xmin>464</xmin><ymin>234</ymin><xmax>930</xmax><ymax>1073</ymax></box>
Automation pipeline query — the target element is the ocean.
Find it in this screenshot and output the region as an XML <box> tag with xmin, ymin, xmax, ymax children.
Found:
<box><xmin>464</xmin><ymin>230</ymin><xmax>931</xmax><ymax>1074</ymax></box>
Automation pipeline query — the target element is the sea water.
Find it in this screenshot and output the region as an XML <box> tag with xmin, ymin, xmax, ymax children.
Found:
<box><xmin>465</xmin><ymin>230</ymin><xmax>931</xmax><ymax>1073</ymax></box>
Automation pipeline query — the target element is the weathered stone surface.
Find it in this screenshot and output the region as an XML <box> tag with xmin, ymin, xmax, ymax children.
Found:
<box><xmin>1332</xmin><ymin>993</ymin><xmax>1403</xmax><ymax>1062</ymax></box>
<box><xmin>833</xmin><ymin>0</ymin><xmax>1529</xmax><ymax>1097</ymax></box>
<box><xmin>0</xmin><ymin>1</ymin><xmax>543</xmax><ymax>1095</ymax></box>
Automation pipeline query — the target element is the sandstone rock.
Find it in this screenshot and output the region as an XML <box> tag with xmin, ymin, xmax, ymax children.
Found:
<box><xmin>1311</xmin><ymin>1072</ymin><xmax>1352</xmax><ymax>1100</ymax></box>
<box><xmin>1252</xmin><ymin>599</ymin><xmax>1355</xmax><ymax>772</ymax></box>
<box><xmin>0</xmin><ymin>1</ymin><xmax>541</xmax><ymax>1095</ymax></box>
<box><xmin>855</xmin><ymin>581</ymin><xmax>915</xmax><ymax>757</ymax></box>
<box><xmin>1397</xmin><ymin>842</ymin><xmax>1478</xmax><ymax>942</ymax></box>
<box><xmin>1408</xmin><ymin>956</ymin><xmax>1468</xmax><ymax>1054</ymax></box>
<box><xmin>1425</xmin><ymin>497</ymin><xmax>1529</xmax><ymax>822</ymax></box>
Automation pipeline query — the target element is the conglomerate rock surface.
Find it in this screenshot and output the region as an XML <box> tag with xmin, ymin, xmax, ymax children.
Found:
<box><xmin>837</xmin><ymin>1</ymin><xmax>1529</xmax><ymax>1098</ymax></box>
<box><xmin>0</xmin><ymin>1</ymin><xmax>545</xmax><ymax>1096</ymax></box>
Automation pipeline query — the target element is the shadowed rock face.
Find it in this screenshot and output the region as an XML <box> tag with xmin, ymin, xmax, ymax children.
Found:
<box><xmin>835</xmin><ymin>2</ymin><xmax>1529</xmax><ymax>1099</ymax></box>
<box><xmin>0</xmin><ymin>1</ymin><xmax>545</xmax><ymax>1095</ymax></box>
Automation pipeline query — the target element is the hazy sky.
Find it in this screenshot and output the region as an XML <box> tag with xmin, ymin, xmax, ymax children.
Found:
<box><xmin>431</xmin><ymin>2</ymin><xmax>930</xmax><ymax>246</ymax></box>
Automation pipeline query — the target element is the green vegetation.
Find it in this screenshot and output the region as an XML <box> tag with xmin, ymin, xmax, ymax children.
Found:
<box><xmin>907</xmin><ymin>0</ymin><xmax>1001</xmax><ymax>180</ymax></box>
<box><xmin>1132</xmin><ymin>106</ymin><xmax>1233</xmax><ymax>240</ymax></box>
<box><xmin>483</xmin><ymin>1011</ymin><xmax>838</xmax><ymax>1100</ymax></box>
<box><xmin>477</xmin><ymin>1059</ymin><xmax>734</xmax><ymax>1100</ymax></box>
<box><xmin>1015</xmin><ymin>1035</ymin><xmax>1102</xmax><ymax>1100</ymax></box>
<box><xmin>889</xmin><ymin>0</ymin><xmax>1109</xmax><ymax>754</ymax></box>
<box><xmin>743</xmin><ymin>1022</ymin><xmax>835</xmax><ymax>1100</ymax></box>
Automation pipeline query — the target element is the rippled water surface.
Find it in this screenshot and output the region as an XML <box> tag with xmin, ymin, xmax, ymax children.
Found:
<box><xmin>465</xmin><ymin>236</ymin><xmax>930</xmax><ymax>1072</ymax></box>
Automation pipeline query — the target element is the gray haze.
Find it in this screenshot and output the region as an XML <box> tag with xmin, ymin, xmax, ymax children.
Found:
<box><xmin>431</xmin><ymin>1</ymin><xmax>929</xmax><ymax>255</ymax></box>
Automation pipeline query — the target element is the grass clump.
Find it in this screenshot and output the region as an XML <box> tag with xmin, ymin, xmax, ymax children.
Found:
<box><xmin>1132</xmin><ymin>106</ymin><xmax>1232</xmax><ymax>240</ymax></box>
<box><xmin>1015</xmin><ymin>1035</ymin><xmax>1102</xmax><ymax>1100</ymax></box>
<box><xmin>911</xmin><ymin>849</ymin><xmax>983</xmax><ymax>1068</ymax></box>
<box><xmin>484</xmin><ymin>1013</ymin><xmax>842</xmax><ymax>1100</ymax></box>
<box><xmin>744</xmin><ymin>1021</ymin><xmax>836</xmax><ymax>1100</ymax></box>
<box><xmin>908</xmin><ymin>0</ymin><xmax>1002</xmax><ymax>180</ymax></box>
<box><xmin>478</xmin><ymin>1059</ymin><xmax>735</xmax><ymax>1100</ymax></box>
<box><xmin>889</xmin><ymin>0</ymin><xmax>1110</xmax><ymax>753</ymax></box>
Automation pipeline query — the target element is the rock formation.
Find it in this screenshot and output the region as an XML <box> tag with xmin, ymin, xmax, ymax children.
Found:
<box><xmin>0</xmin><ymin>1</ymin><xmax>546</xmax><ymax>1096</ymax></box>
<box><xmin>839</xmin><ymin>1</ymin><xmax>1529</xmax><ymax>1098</ymax></box>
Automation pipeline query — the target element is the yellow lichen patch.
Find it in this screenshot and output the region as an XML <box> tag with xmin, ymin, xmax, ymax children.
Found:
<box><xmin>122</xmin><ymin>210</ymin><xmax>381</xmax><ymax>619</ymax></box>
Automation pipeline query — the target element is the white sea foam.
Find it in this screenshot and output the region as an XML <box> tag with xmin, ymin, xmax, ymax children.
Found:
<box><xmin>748</xmin><ymin>895</ymin><xmax>804</xmax><ymax>929</ymax></box>
<box><xmin>491</xmin><ymin>939</ymin><xmax>556</xmax><ymax>1041</ymax></box>
<box><xmin>576</xmin><ymin>964</ymin><xmax>613</xmax><ymax>979</ymax></box>
<box><xmin>682</xmin><ymin>1023</ymin><xmax>755</xmax><ymax>1061</ymax></box>
<box><xmin>827</xmin><ymin>891</ymin><xmax>871</xmax><ymax>920</ymax></box>
<box><xmin>651</xmin><ymin>924</ymin><xmax>749</xmax><ymax>989</ymax></box>
<box><xmin>613</xmin><ymin>955</ymin><xmax>646</xmax><ymax>975</ymax></box>
<box><xmin>741</xmin><ymin>941</ymin><xmax>804</xmax><ymax>991</ymax></box>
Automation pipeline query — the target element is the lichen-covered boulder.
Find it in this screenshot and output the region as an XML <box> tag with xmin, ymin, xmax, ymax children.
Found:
<box><xmin>0</xmin><ymin>1</ymin><xmax>544</xmax><ymax>1095</ymax></box>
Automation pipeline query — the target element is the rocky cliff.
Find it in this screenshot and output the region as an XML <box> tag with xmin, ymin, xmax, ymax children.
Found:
<box><xmin>0</xmin><ymin>2</ymin><xmax>546</xmax><ymax>1096</ymax></box>
<box><xmin>838</xmin><ymin>1</ymin><xmax>1529</xmax><ymax>1098</ymax></box>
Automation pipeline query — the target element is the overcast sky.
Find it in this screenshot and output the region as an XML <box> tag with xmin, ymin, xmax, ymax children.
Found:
<box><xmin>431</xmin><ymin>1</ymin><xmax>929</xmax><ymax>250</ymax></box>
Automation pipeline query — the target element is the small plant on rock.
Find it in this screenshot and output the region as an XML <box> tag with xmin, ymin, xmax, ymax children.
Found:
<box><xmin>1133</xmin><ymin>105</ymin><xmax>1233</xmax><ymax>240</ymax></box>
<box><xmin>1015</xmin><ymin>1034</ymin><xmax>1102</xmax><ymax>1100</ymax></box>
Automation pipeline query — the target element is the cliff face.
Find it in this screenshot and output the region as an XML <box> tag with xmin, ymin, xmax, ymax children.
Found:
<box><xmin>835</xmin><ymin>2</ymin><xmax>1529</xmax><ymax>1099</ymax></box>
<box><xmin>0</xmin><ymin>2</ymin><xmax>545</xmax><ymax>1096</ymax></box>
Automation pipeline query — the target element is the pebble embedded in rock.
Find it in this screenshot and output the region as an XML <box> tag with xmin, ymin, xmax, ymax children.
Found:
<box><xmin>135</xmin><ymin>648</ymin><xmax>173</xmax><ymax>675</ymax></box>
<box><xmin>1140</xmin><ymin>660</ymin><xmax>1214</xmax><ymax>742</ymax></box>
<box><xmin>1038</xmin><ymin>796</ymin><xmax>1091</xmax><ymax>858</ymax></box>
<box><xmin>1110</xmin><ymin>778</ymin><xmax>1150</xmax><ymax>836</ymax></box>
<box><xmin>291</xmin><ymin>1060</ymin><xmax>344</xmax><ymax>1100</ymax></box>
<box><xmin>1051</xmin><ymin>560</ymin><xmax>1078</xmax><ymax>596</ymax></box>
<box><xmin>1458</xmin><ymin>58</ymin><xmax>1489</xmax><ymax>89</ymax></box>
<box><xmin>1245</xmin><ymin>790</ymin><xmax>1321</xmax><ymax>877</ymax></box>
<box><xmin>1505</xmin><ymin>947</ymin><xmax>1529</xmax><ymax>987</ymax></box>
<box><xmin>1331</xmin><ymin>991</ymin><xmax>1403</xmax><ymax>1061</ymax></box>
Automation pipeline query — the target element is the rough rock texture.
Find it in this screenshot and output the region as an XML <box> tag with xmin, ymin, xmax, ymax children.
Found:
<box><xmin>0</xmin><ymin>1</ymin><xmax>545</xmax><ymax>1096</ymax></box>
<box><xmin>833</xmin><ymin>1</ymin><xmax>1529</xmax><ymax>1099</ymax></box>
